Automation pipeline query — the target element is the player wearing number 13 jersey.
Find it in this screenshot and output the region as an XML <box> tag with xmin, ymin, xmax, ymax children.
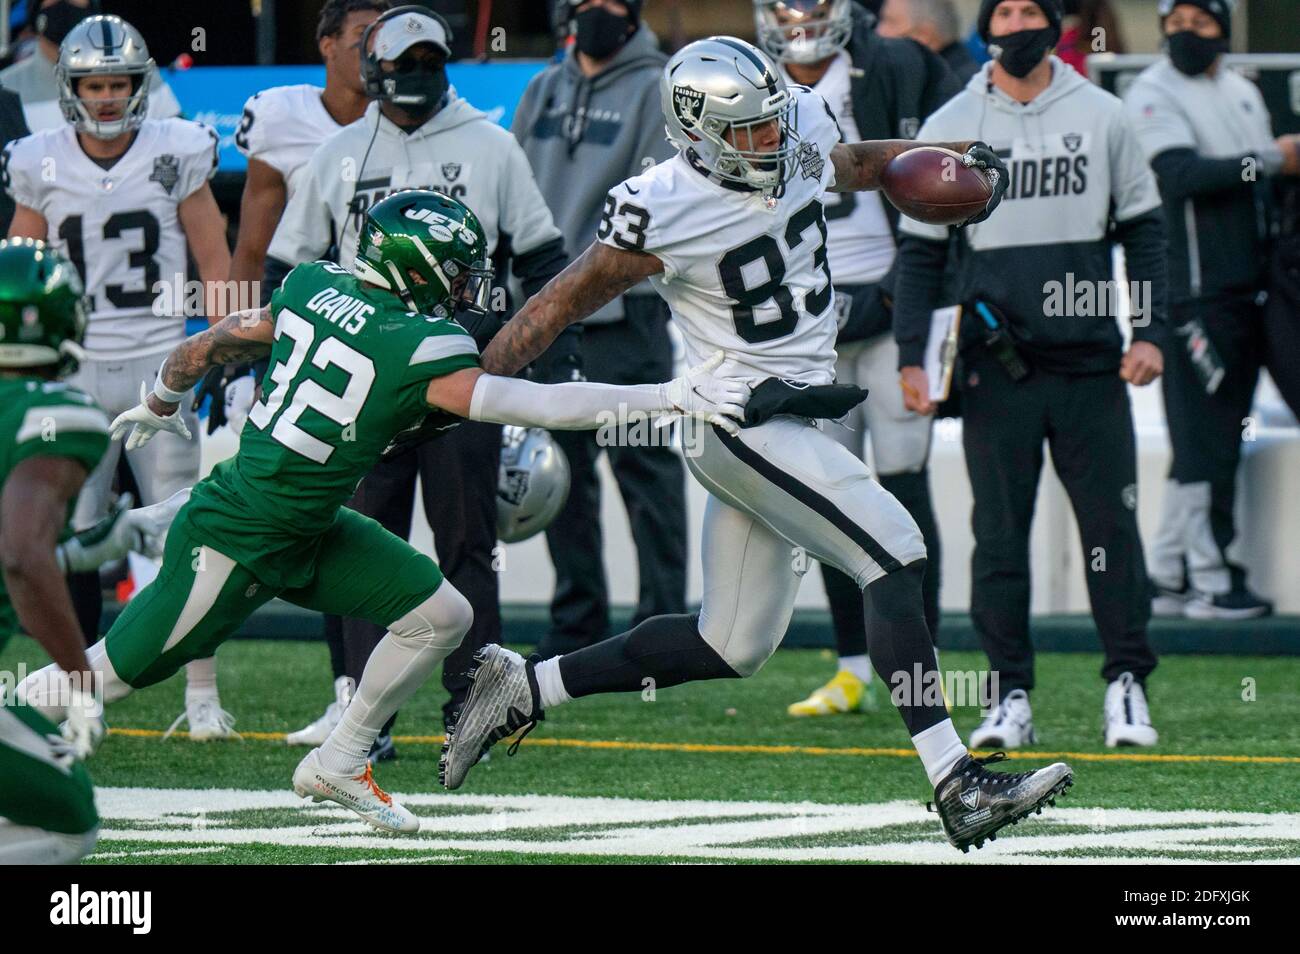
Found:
<box><xmin>17</xmin><ymin>189</ymin><xmax>750</xmax><ymax>831</ymax></box>
<box><xmin>442</xmin><ymin>36</ymin><xmax>1074</xmax><ymax>854</ymax></box>
<box><xmin>3</xmin><ymin>15</ymin><xmax>235</xmax><ymax>740</ymax></box>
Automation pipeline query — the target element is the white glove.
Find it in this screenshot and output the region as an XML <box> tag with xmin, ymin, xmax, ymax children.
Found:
<box><xmin>224</xmin><ymin>374</ymin><xmax>256</xmax><ymax>436</ymax></box>
<box><xmin>659</xmin><ymin>351</ymin><xmax>752</xmax><ymax>437</ymax></box>
<box><xmin>110</xmin><ymin>382</ymin><xmax>192</xmax><ymax>451</ymax></box>
<box><xmin>58</xmin><ymin>686</ymin><xmax>105</xmax><ymax>763</ymax></box>
<box><xmin>126</xmin><ymin>487</ymin><xmax>192</xmax><ymax>559</ymax></box>
<box><xmin>56</xmin><ymin>493</ymin><xmax>138</xmax><ymax>573</ymax></box>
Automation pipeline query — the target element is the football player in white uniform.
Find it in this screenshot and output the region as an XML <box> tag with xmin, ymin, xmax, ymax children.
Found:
<box><xmin>3</xmin><ymin>16</ymin><xmax>235</xmax><ymax>741</ymax></box>
<box><xmin>755</xmin><ymin>0</ymin><xmax>952</xmax><ymax>717</ymax></box>
<box><xmin>441</xmin><ymin>36</ymin><xmax>1072</xmax><ymax>852</ymax></box>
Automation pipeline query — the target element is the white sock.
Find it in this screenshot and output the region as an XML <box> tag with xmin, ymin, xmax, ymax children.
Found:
<box><xmin>912</xmin><ymin>719</ymin><xmax>967</xmax><ymax>786</ymax></box>
<box><xmin>185</xmin><ymin>656</ymin><xmax>218</xmax><ymax>701</ymax></box>
<box><xmin>317</xmin><ymin>587</ymin><xmax>471</xmax><ymax>775</ymax></box>
<box><xmin>535</xmin><ymin>657</ymin><xmax>571</xmax><ymax>710</ymax></box>
<box><xmin>837</xmin><ymin>654</ymin><xmax>873</xmax><ymax>683</ymax></box>
<box><xmin>15</xmin><ymin>641</ymin><xmax>132</xmax><ymax>723</ymax></box>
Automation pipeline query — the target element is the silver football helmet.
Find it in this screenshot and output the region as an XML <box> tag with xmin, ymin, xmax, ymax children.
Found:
<box><xmin>497</xmin><ymin>427</ymin><xmax>571</xmax><ymax>544</ymax></box>
<box><xmin>754</xmin><ymin>0</ymin><xmax>853</xmax><ymax>65</ymax></box>
<box><xmin>661</xmin><ymin>36</ymin><xmax>799</xmax><ymax>195</ymax></box>
<box><xmin>57</xmin><ymin>15</ymin><xmax>154</xmax><ymax>140</ymax></box>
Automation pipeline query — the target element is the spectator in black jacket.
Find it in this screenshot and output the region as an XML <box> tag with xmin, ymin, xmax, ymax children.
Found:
<box><xmin>0</xmin><ymin>88</ymin><xmax>30</xmax><ymax>233</ymax></box>
<box><xmin>894</xmin><ymin>0</ymin><xmax>1167</xmax><ymax>750</ymax></box>
<box><xmin>753</xmin><ymin>0</ymin><xmax>960</xmax><ymax>718</ymax></box>
<box><xmin>1123</xmin><ymin>0</ymin><xmax>1298</xmax><ymax>621</ymax></box>
<box><xmin>877</xmin><ymin>0</ymin><xmax>980</xmax><ymax>82</ymax></box>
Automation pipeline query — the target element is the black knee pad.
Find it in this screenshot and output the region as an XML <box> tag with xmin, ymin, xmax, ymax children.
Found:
<box><xmin>867</xmin><ymin>560</ymin><xmax>927</xmax><ymax>622</ymax></box>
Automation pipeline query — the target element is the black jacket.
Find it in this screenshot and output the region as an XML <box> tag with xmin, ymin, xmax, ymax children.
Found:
<box><xmin>938</xmin><ymin>41</ymin><xmax>981</xmax><ymax>85</ymax></box>
<box><xmin>0</xmin><ymin>88</ymin><xmax>29</xmax><ymax>233</ymax></box>
<box><xmin>843</xmin><ymin>2</ymin><xmax>962</xmax><ymax>238</ymax></box>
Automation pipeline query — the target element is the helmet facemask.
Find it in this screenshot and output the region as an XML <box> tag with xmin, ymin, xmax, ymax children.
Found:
<box><xmin>62</xmin><ymin>72</ymin><xmax>148</xmax><ymax>140</ymax></box>
<box><xmin>755</xmin><ymin>0</ymin><xmax>853</xmax><ymax>64</ymax></box>
<box><xmin>56</xmin><ymin>15</ymin><xmax>154</xmax><ymax>140</ymax></box>
<box><xmin>353</xmin><ymin>190</ymin><xmax>495</xmax><ymax>321</ymax></box>
<box><xmin>687</xmin><ymin>88</ymin><xmax>800</xmax><ymax>194</ymax></box>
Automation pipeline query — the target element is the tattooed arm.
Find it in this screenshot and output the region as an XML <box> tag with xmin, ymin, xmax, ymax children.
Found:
<box><xmin>144</xmin><ymin>305</ymin><xmax>275</xmax><ymax>417</ymax></box>
<box><xmin>828</xmin><ymin>139</ymin><xmax>976</xmax><ymax>192</ymax></box>
<box><xmin>480</xmin><ymin>241</ymin><xmax>665</xmax><ymax>376</ymax></box>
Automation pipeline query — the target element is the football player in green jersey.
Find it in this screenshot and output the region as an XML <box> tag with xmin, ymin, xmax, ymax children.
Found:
<box><xmin>0</xmin><ymin>238</ymin><xmax>135</xmax><ymax>863</ymax></box>
<box><xmin>18</xmin><ymin>190</ymin><xmax>750</xmax><ymax>832</ymax></box>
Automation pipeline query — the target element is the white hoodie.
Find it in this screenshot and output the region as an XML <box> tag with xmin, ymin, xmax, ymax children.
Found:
<box><xmin>269</xmin><ymin>92</ymin><xmax>562</xmax><ymax>271</ymax></box>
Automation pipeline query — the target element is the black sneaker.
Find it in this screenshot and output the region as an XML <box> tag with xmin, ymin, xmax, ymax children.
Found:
<box><xmin>368</xmin><ymin>733</ymin><xmax>397</xmax><ymax>763</ymax></box>
<box><xmin>931</xmin><ymin>752</ymin><xmax>1073</xmax><ymax>852</ymax></box>
<box><xmin>1185</xmin><ymin>588</ymin><xmax>1273</xmax><ymax>620</ymax></box>
<box><xmin>439</xmin><ymin>645</ymin><xmax>543</xmax><ymax>790</ymax></box>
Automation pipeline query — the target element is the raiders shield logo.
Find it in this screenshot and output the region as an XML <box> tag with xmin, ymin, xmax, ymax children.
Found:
<box><xmin>498</xmin><ymin>469</ymin><xmax>530</xmax><ymax>507</ymax></box>
<box><xmin>899</xmin><ymin>117</ymin><xmax>920</xmax><ymax>140</ymax></box>
<box><xmin>796</xmin><ymin>141</ymin><xmax>824</xmax><ymax>181</ymax></box>
<box><xmin>1063</xmin><ymin>133</ymin><xmax>1083</xmax><ymax>153</ymax></box>
<box><xmin>672</xmin><ymin>84</ymin><xmax>705</xmax><ymax>126</ymax></box>
<box><xmin>150</xmin><ymin>154</ymin><xmax>180</xmax><ymax>195</ymax></box>
<box><xmin>441</xmin><ymin>162</ymin><xmax>462</xmax><ymax>182</ymax></box>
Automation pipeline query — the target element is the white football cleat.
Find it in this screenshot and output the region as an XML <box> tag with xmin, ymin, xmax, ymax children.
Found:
<box><xmin>969</xmin><ymin>688</ymin><xmax>1036</xmax><ymax>749</ymax></box>
<box><xmin>1104</xmin><ymin>672</ymin><xmax>1158</xmax><ymax>747</ymax></box>
<box><xmin>163</xmin><ymin>694</ymin><xmax>240</xmax><ymax>741</ymax></box>
<box><xmin>292</xmin><ymin>749</ymin><xmax>418</xmax><ymax>833</ymax></box>
<box><xmin>286</xmin><ymin>676</ymin><xmax>355</xmax><ymax>746</ymax></box>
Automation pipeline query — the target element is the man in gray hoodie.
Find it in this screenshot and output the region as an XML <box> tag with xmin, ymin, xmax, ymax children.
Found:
<box><xmin>512</xmin><ymin>0</ymin><xmax>686</xmax><ymax>658</ymax></box>
<box><xmin>893</xmin><ymin>0</ymin><xmax>1167</xmax><ymax>751</ymax></box>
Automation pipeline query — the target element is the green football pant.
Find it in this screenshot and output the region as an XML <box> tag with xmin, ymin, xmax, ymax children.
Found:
<box><xmin>0</xmin><ymin>701</ymin><xmax>98</xmax><ymax>837</ymax></box>
<box><xmin>105</xmin><ymin>507</ymin><xmax>446</xmax><ymax>689</ymax></box>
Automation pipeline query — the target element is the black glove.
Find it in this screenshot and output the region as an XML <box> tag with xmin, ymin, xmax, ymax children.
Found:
<box><xmin>195</xmin><ymin>363</ymin><xmax>250</xmax><ymax>436</ymax></box>
<box><xmin>742</xmin><ymin>377</ymin><xmax>869</xmax><ymax>428</ymax></box>
<box><xmin>454</xmin><ymin>302</ymin><xmax>504</xmax><ymax>352</ymax></box>
<box><xmin>380</xmin><ymin>410</ymin><xmax>461</xmax><ymax>462</ymax></box>
<box><xmin>528</xmin><ymin>323</ymin><xmax>585</xmax><ymax>384</ymax></box>
<box><xmin>959</xmin><ymin>141</ymin><xmax>1009</xmax><ymax>227</ymax></box>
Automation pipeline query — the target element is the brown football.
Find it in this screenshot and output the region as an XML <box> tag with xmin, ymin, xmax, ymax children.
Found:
<box><xmin>880</xmin><ymin>146</ymin><xmax>993</xmax><ymax>226</ymax></box>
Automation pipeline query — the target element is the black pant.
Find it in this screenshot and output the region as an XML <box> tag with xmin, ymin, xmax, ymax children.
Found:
<box><xmin>962</xmin><ymin>347</ymin><xmax>1157</xmax><ymax>695</ymax></box>
<box><xmin>1264</xmin><ymin>237</ymin><xmax>1300</xmax><ymax>415</ymax></box>
<box><xmin>542</xmin><ymin>297</ymin><xmax>687</xmax><ymax>657</ymax></box>
<box><xmin>1160</xmin><ymin>297</ymin><xmax>1263</xmax><ymax>590</ymax></box>
<box><xmin>327</xmin><ymin>419</ymin><xmax>503</xmax><ymax>729</ymax></box>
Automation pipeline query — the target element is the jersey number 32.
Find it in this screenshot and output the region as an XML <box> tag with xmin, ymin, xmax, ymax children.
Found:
<box><xmin>247</xmin><ymin>309</ymin><xmax>376</xmax><ymax>464</ymax></box>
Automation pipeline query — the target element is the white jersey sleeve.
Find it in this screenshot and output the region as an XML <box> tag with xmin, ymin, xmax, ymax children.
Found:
<box><xmin>235</xmin><ymin>85</ymin><xmax>333</xmax><ymax>185</ymax></box>
<box><xmin>596</xmin><ymin>86</ymin><xmax>843</xmax><ymax>386</ymax></box>
<box><xmin>163</xmin><ymin>118</ymin><xmax>220</xmax><ymax>201</ymax></box>
<box><xmin>1</xmin><ymin>133</ymin><xmax>44</xmax><ymax>211</ymax></box>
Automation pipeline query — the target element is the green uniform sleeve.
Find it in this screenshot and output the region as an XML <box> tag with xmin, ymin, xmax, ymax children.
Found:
<box><xmin>402</xmin><ymin>321</ymin><xmax>481</xmax><ymax>386</ymax></box>
<box><xmin>11</xmin><ymin>391</ymin><xmax>109</xmax><ymax>474</ymax></box>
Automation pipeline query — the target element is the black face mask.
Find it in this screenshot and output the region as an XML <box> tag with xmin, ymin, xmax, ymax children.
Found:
<box><xmin>990</xmin><ymin>27</ymin><xmax>1059</xmax><ymax>79</ymax></box>
<box><xmin>573</xmin><ymin>7</ymin><xmax>632</xmax><ymax>59</ymax></box>
<box><xmin>36</xmin><ymin>1</ymin><xmax>93</xmax><ymax>45</ymax></box>
<box><xmin>1167</xmin><ymin>30</ymin><xmax>1228</xmax><ymax>77</ymax></box>
<box><xmin>374</xmin><ymin>53</ymin><xmax>449</xmax><ymax>117</ymax></box>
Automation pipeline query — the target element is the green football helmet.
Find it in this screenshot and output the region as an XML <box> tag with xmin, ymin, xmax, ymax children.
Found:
<box><xmin>0</xmin><ymin>238</ymin><xmax>89</xmax><ymax>376</ymax></box>
<box><xmin>353</xmin><ymin>189</ymin><xmax>494</xmax><ymax>319</ymax></box>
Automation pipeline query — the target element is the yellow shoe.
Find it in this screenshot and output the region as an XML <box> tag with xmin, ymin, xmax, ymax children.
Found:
<box><xmin>787</xmin><ymin>669</ymin><xmax>870</xmax><ymax>717</ymax></box>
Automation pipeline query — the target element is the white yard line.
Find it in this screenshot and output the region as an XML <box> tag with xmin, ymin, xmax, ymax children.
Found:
<box><xmin>91</xmin><ymin>788</ymin><xmax>1300</xmax><ymax>865</ymax></box>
